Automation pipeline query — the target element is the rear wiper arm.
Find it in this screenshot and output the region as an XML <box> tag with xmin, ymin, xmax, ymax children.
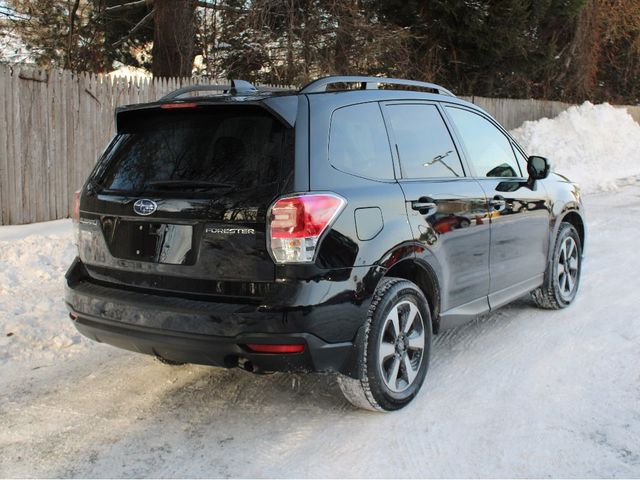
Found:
<box><xmin>146</xmin><ymin>180</ymin><xmax>234</xmax><ymax>189</ymax></box>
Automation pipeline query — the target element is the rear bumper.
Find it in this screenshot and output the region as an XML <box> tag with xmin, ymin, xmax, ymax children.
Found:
<box><xmin>64</xmin><ymin>258</ymin><xmax>378</xmax><ymax>376</ymax></box>
<box><xmin>70</xmin><ymin>312</ymin><xmax>356</xmax><ymax>374</ymax></box>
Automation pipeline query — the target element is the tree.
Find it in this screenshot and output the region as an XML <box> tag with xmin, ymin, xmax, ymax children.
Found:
<box><xmin>3</xmin><ymin>0</ymin><xmax>639</xmax><ymax>102</ymax></box>
<box><xmin>103</xmin><ymin>0</ymin><xmax>154</xmax><ymax>71</ymax></box>
<box><xmin>368</xmin><ymin>0</ymin><xmax>588</xmax><ymax>99</ymax></box>
<box><xmin>3</xmin><ymin>0</ymin><xmax>231</xmax><ymax>77</ymax></box>
<box><xmin>104</xmin><ymin>0</ymin><xmax>246</xmax><ymax>78</ymax></box>
<box><xmin>151</xmin><ymin>0</ymin><xmax>197</xmax><ymax>77</ymax></box>
<box><xmin>584</xmin><ymin>0</ymin><xmax>640</xmax><ymax>103</ymax></box>
<box><xmin>4</xmin><ymin>0</ymin><xmax>109</xmax><ymax>71</ymax></box>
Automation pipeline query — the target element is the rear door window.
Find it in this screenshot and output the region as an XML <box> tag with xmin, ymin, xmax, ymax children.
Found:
<box><xmin>384</xmin><ymin>104</ymin><xmax>464</xmax><ymax>179</ymax></box>
<box><xmin>446</xmin><ymin>106</ymin><xmax>522</xmax><ymax>178</ymax></box>
<box><xmin>329</xmin><ymin>102</ymin><xmax>395</xmax><ymax>180</ymax></box>
<box><xmin>99</xmin><ymin>107</ymin><xmax>290</xmax><ymax>193</ymax></box>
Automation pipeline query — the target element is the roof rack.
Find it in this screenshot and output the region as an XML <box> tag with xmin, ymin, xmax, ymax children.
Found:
<box><xmin>299</xmin><ymin>76</ymin><xmax>455</xmax><ymax>97</ymax></box>
<box><xmin>160</xmin><ymin>79</ymin><xmax>289</xmax><ymax>100</ymax></box>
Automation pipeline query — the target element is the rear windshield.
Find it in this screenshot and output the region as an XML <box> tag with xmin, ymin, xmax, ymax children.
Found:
<box><xmin>97</xmin><ymin>106</ymin><xmax>290</xmax><ymax>193</ymax></box>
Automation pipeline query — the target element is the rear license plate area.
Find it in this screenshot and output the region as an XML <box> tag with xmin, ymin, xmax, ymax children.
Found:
<box><xmin>104</xmin><ymin>220</ymin><xmax>195</xmax><ymax>265</ymax></box>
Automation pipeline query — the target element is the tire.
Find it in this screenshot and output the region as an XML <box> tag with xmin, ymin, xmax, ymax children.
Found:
<box><xmin>154</xmin><ymin>355</ymin><xmax>186</xmax><ymax>366</ymax></box>
<box><xmin>532</xmin><ymin>222</ymin><xmax>582</xmax><ymax>309</ymax></box>
<box><xmin>338</xmin><ymin>277</ymin><xmax>432</xmax><ymax>412</ymax></box>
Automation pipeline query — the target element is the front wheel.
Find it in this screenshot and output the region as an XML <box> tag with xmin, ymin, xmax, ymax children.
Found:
<box><xmin>338</xmin><ymin>277</ymin><xmax>432</xmax><ymax>412</ymax></box>
<box><xmin>532</xmin><ymin>222</ymin><xmax>582</xmax><ymax>309</ymax></box>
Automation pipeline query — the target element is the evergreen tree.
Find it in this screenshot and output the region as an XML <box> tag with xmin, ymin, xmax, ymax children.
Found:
<box><xmin>367</xmin><ymin>0</ymin><xmax>587</xmax><ymax>98</ymax></box>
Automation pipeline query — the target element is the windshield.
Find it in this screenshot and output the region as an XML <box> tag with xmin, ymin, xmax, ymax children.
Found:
<box><xmin>98</xmin><ymin>106</ymin><xmax>289</xmax><ymax>193</ymax></box>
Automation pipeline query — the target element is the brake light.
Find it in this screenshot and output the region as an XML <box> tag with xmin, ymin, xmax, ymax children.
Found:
<box><xmin>267</xmin><ymin>193</ymin><xmax>346</xmax><ymax>263</ymax></box>
<box><xmin>246</xmin><ymin>343</ymin><xmax>305</xmax><ymax>353</ymax></box>
<box><xmin>160</xmin><ymin>102</ymin><xmax>198</xmax><ymax>109</ymax></box>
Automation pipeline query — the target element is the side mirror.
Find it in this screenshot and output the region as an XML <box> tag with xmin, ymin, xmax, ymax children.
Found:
<box><xmin>527</xmin><ymin>156</ymin><xmax>550</xmax><ymax>181</ymax></box>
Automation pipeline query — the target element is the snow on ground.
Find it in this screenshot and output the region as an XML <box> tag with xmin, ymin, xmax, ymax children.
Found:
<box><xmin>510</xmin><ymin>102</ymin><xmax>640</xmax><ymax>193</ymax></box>
<box><xmin>0</xmin><ymin>184</ymin><xmax>639</xmax><ymax>477</ymax></box>
<box><xmin>0</xmin><ymin>219</ymin><xmax>89</xmax><ymax>365</ymax></box>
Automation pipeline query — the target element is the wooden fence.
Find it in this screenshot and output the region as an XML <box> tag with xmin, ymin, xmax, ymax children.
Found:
<box><xmin>1</xmin><ymin>64</ymin><xmax>639</xmax><ymax>225</ymax></box>
<box><xmin>0</xmin><ymin>65</ymin><xmax>276</xmax><ymax>225</ymax></box>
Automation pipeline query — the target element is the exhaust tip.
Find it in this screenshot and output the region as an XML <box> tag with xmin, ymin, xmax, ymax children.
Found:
<box><xmin>238</xmin><ymin>357</ymin><xmax>254</xmax><ymax>373</ymax></box>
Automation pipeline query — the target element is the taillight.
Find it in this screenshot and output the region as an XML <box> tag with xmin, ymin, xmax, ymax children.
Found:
<box><xmin>267</xmin><ymin>193</ymin><xmax>346</xmax><ymax>264</ymax></box>
<box><xmin>72</xmin><ymin>190</ymin><xmax>80</xmax><ymax>246</ymax></box>
<box><xmin>72</xmin><ymin>190</ymin><xmax>80</xmax><ymax>223</ymax></box>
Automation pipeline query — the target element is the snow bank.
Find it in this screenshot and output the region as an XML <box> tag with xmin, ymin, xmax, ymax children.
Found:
<box><xmin>0</xmin><ymin>220</ymin><xmax>89</xmax><ymax>364</ymax></box>
<box><xmin>510</xmin><ymin>102</ymin><xmax>640</xmax><ymax>192</ymax></box>
<box><xmin>0</xmin><ymin>218</ymin><xmax>72</xmax><ymax>242</ymax></box>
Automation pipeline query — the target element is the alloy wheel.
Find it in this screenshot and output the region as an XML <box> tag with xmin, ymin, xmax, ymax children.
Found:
<box><xmin>378</xmin><ymin>300</ymin><xmax>426</xmax><ymax>393</ymax></box>
<box><xmin>557</xmin><ymin>236</ymin><xmax>579</xmax><ymax>300</ymax></box>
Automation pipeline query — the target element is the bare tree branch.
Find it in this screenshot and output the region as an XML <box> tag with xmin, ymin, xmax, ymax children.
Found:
<box><xmin>196</xmin><ymin>1</ymin><xmax>247</xmax><ymax>13</ymax></box>
<box><xmin>0</xmin><ymin>6</ymin><xmax>29</xmax><ymax>21</ymax></box>
<box><xmin>112</xmin><ymin>8</ymin><xmax>154</xmax><ymax>46</ymax></box>
<box><xmin>105</xmin><ymin>0</ymin><xmax>245</xmax><ymax>15</ymax></box>
<box><xmin>105</xmin><ymin>0</ymin><xmax>150</xmax><ymax>14</ymax></box>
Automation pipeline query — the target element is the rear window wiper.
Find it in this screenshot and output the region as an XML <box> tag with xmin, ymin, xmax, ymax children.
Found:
<box><xmin>146</xmin><ymin>180</ymin><xmax>235</xmax><ymax>190</ymax></box>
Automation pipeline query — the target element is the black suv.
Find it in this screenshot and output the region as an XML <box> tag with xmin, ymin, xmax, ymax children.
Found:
<box><xmin>65</xmin><ymin>76</ymin><xmax>585</xmax><ymax>411</ymax></box>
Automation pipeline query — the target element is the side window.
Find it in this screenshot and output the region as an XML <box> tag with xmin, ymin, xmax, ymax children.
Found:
<box><xmin>446</xmin><ymin>107</ymin><xmax>522</xmax><ymax>178</ymax></box>
<box><xmin>329</xmin><ymin>103</ymin><xmax>394</xmax><ymax>180</ymax></box>
<box><xmin>385</xmin><ymin>104</ymin><xmax>464</xmax><ymax>179</ymax></box>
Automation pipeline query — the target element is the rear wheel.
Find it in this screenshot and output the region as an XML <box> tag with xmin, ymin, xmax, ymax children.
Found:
<box><xmin>154</xmin><ymin>355</ymin><xmax>186</xmax><ymax>366</ymax></box>
<box><xmin>338</xmin><ymin>277</ymin><xmax>432</xmax><ymax>412</ymax></box>
<box><xmin>532</xmin><ymin>222</ymin><xmax>582</xmax><ymax>309</ymax></box>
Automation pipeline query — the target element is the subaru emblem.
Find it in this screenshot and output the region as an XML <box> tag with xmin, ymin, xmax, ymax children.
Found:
<box><xmin>133</xmin><ymin>199</ymin><xmax>157</xmax><ymax>216</ymax></box>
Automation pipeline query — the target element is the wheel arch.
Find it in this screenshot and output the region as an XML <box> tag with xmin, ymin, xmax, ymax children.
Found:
<box><xmin>560</xmin><ymin>210</ymin><xmax>585</xmax><ymax>250</ymax></box>
<box><xmin>384</xmin><ymin>259</ymin><xmax>441</xmax><ymax>334</ymax></box>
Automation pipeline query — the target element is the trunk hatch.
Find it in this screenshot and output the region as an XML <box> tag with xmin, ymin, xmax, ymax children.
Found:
<box><xmin>79</xmin><ymin>104</ymin><xmax>294</xmax><ymax>295</ymax></box>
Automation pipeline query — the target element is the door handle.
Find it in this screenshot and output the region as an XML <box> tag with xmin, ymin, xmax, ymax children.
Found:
<box><xmin>411</xmin><ymin>198</ymin><xmax>437</xmax><ymax>213</ymax></box>
<box><xmin>489</xmin><ymin>195</ymin><xmax>506</xmax><ymax>210</ymax></box>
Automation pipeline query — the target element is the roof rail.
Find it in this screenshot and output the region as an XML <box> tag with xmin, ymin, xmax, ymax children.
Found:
<box><xmin>299</xmin><ymin>76</ymin><xmax>455</xmax><ymax>97</ymax></box>
<box><xmin>160</xmin><ymin>79</ymin><xmax>289</xmax><ymax>100</ymax></box>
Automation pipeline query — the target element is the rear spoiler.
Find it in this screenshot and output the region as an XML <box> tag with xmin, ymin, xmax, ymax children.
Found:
<box><xmin>115</xmin><ymin>95</ymin><xmax>299</xmax><ymax>133</ymax></box>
